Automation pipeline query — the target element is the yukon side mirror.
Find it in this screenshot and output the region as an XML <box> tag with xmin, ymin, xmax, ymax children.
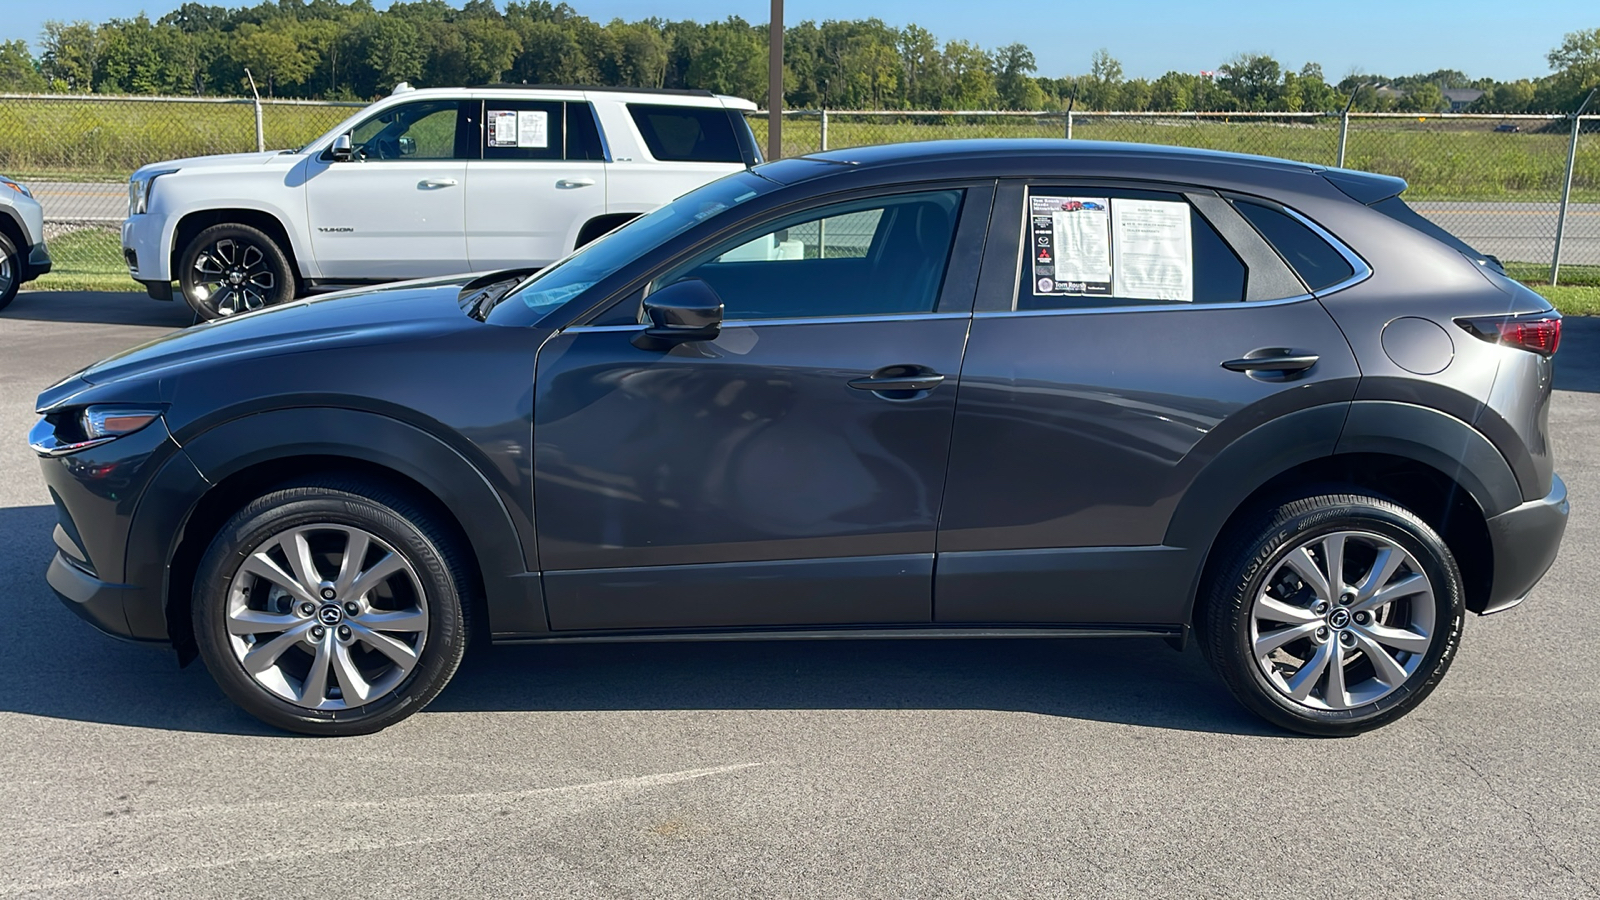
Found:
<box><xmin>330</xmin><ymin>134</ymin><xmax>354</xmax><ymax>161</ymax></box>
<box><xmin>632</xmin><ymin>279</ymin><xmax>723</xmax><ymax>350</ymax></box>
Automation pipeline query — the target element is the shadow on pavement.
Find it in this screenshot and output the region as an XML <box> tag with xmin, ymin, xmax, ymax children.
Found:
<box><xmin>0</xmin><ymin>499</ymin><xmax>1275</xmax><ymax>738</ymax></box>
<box><xmin>3</xmin><ymin>291</ymin><xmax>197</xmax><ymax>328</ymax></box>
<box><xmin>1555</xmin><ymin>317</ymin><xmax>1600</xmax><ymax>393</ymax></box>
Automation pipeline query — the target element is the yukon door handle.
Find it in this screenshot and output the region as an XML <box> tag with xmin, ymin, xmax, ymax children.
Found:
<box><xmin>1221</xmin><ymin>351</ymin><xmax>1319</xmax><ymax>373</ymax></box>
<box><xmin>556</xmin><ymin>178</ymin><xmax>596</xmax><ymax>189</ymax></box>
<box><xmin>418</xmin><ymin>178</ymin><xmax>458</xmax><ymax>189</ymax></box>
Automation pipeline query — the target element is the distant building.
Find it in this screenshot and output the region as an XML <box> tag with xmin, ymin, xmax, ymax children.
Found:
<box><xmin>1441</xmin><ymin>88</ymin><xmax>1485</xmax><ymax>111</ymax></box>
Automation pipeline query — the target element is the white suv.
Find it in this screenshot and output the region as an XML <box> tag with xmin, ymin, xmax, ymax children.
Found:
<box><xmin>0</xmin><ymin>174</ymin><xmax>51</xmax><ymax>311</ymax></box>
<box><xmin>122</xmin><ymin>85</ymin><xmax>760</xmax><ymax>318</ymax></box>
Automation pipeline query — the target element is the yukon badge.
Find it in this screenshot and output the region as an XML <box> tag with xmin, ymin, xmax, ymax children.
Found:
<box><xmin>317</xmin><ymin>226</ymin><xmax>355</xmax><ymax>233</ymax></box>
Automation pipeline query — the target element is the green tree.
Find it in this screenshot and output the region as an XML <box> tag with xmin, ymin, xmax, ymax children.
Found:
<box><xmin>0</xmin><ymin>40</ymin><xmax>47</xmax><ymax>92</ymax></box>
<box><xmin>1219</xmin><ymin>53</ymin><xmax>1282</xmax><ymax>109</ymax></box>
<box><xmin>40</xmin><ymin>20</ymin><xmax>100</xmax><ymax>91</ymax></box>
<box><xmin>993</xmin><ymin>43</ymin><xmax>1043</xmax><ymax>110</ymax></box>
<box><xmin>685</xmin><ymin>18</ymin><xmax>764</xmax><ymax>103</ymax></box>
<box><xmin>232</xmin><ymin>20</ymin><xmax>316</xmax><ymax>95</ymax></box>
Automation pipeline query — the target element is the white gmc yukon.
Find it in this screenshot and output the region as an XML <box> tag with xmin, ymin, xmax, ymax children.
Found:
<box><xmin>122</xmin><ymin>84</ymin><xmax>761</xmax><ymax>318</ymax></box>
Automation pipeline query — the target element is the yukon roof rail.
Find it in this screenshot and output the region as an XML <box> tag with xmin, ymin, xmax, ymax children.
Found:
<box><xmin>480</xmin><ymin>84</ymin><xmax>718</xmax><ymax>98</ymax></box>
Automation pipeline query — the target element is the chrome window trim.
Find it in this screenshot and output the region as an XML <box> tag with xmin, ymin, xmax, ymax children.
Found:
<box><xmin>974</xmin><ymin>292</ymin><xmax>1319</xmax><ymax>319</ymax></box>
<box><xmin>564</xmin><ymin>311</ymin><xmax>970</xmax><ymax>333</ymax></box>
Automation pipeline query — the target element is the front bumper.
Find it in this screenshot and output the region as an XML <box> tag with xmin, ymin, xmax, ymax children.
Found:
<box><xmin>121</xmin><ymin>214</ymin><xmax>171</xmax><ymax>287</ymax></box>
<box><xmin>34</xmin><ymin>413</ymin><xmax>200</xmax><ymax>643</ymax></box>
<box><xmin>46</xmin><ymin>551</ymin><xmax>155</xmax><ymax>641</ymax></box>
<box><xmin>1482</xmin><ymin>473</ymin><xmax>1569</xmax><ymax>614</ymax></box>
<box><xmin>25</xmin><ymin>240</ymin><xmax>51</xmax><ymax>280</ymax></box>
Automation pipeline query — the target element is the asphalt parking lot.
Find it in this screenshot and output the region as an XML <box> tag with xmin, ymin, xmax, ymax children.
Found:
<box><xmin>1</xmin><ymin>291</ymin><xmax>1597</xmax><ymax>899</ymax></box>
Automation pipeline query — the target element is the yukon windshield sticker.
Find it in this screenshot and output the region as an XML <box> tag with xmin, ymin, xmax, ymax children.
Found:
<box><xmin>488</xmin><ymin>109</ymin><xmax>549</xmax><ymax>149</ymax></box>
<box><xmin>1028</xmin><ymin>191</ymin><xmax>1194</xmax><ymax>301</ymax></box>
<box><xmin>1029</xmin><ymin>195</ymin><xmax>1111</xmax><ymax>297</ymax></box>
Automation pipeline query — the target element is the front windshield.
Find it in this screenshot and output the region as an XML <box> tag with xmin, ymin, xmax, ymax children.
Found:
<box><xmin>497</xmin><ymin>171</ymin><xmax>774</xmax><ymax>319</ymax></box>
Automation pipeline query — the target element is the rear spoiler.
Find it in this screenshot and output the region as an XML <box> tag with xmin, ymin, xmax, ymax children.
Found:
<box><xmin>1321</xmin><ymin>168</ymin><xmax>1407</xmax><ymax>205</ymax></box>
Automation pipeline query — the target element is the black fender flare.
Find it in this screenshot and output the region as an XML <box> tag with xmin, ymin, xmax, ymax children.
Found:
<box><xmin>149</xmin><ymin>407</ymin><xmax>546</xmax><ymax>639</ymax></box>
<box><xmin>1164</xmin><ymin>399</ymin><xmax>1520</xmax><ymax>623</ymax></box>
<box><xmin>1334</xmin><ymin>401</ymin><xmax>1522</xmax><ymax>517</ymax></box>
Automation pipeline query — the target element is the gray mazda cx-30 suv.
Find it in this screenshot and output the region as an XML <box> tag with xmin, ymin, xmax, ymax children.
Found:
<box><xmin>31</xmin><ymin>140</ymin><xmax>1567</xmax><ymax>736</ymax></box>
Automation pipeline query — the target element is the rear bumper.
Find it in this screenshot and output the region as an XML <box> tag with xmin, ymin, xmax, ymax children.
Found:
<box><xmin>1482</xmin><ymin>474</ymin><xmax>1568</xmax><ymax>614</ymax></box>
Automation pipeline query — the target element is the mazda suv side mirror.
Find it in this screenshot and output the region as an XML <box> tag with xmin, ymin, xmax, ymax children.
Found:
<box><xmin>632</xmin><ymin>279</ymin><xmax>723</xmax><ymax>350</ymax></box>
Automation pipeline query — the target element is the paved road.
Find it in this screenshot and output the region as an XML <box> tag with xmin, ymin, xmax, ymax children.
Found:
<box><xmin>1</xmin><ymin>291</ymin><xmax>1597</xmax><ymax>898</ymax></box>
<box><xmin>1412</xmin><ymin>201</ymin><xmax>1600</xmax><ymax>268</ymax></box>
<box><xmin>28</xmin><ymin>181</ymin><xmax>1600</xmax><ymax>266</ymax></box>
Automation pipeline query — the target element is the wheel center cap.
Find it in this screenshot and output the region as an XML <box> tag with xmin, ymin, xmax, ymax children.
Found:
<box><xmin>229</xmin><ymin>270</ymin><xmax>244</xmax><ymax>285</ymax></box>
<box><xmin>317</xmin><ymin>604</ymin><xmax>344</xmax><ymax>626</ymax></box>
<box><xmin>1328</xmin><ymin>607</ymin><xmax>1351</xmax><ymax>629</ymax></box>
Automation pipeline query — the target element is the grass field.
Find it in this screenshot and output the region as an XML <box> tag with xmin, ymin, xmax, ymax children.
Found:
<box><xmin>0</xmin><ymin>97</ymin><xmax>1595</xmax><ymax>201</ymax></box>
<box><xmin>28</xmin><ymin>223</ymin><xmax>1600</xmax><ymax>314</ymax></box>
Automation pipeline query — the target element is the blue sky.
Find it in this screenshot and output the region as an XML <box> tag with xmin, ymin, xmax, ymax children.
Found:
<box><xmin>5</xmin><ymin>0</ymin><xmax>1594</xmax><ymax>83</ymax></box>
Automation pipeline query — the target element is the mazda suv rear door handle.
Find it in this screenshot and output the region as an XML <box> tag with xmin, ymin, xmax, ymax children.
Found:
<box><xmin>1222</xmin><ymin>352</ymin><xmax>1319</xmax><ymax>373</ymax></box>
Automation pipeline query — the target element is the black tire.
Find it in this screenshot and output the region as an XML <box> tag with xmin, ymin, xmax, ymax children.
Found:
<box><xmin>1198</xmin><ymin>492</ymin><xmax>1465</xmax><ymax>736</ymax></box>
<box><xmin>0</xmin><ymin>230</ymin><xmax>20</xmax><ymax>311</ymax></box>
<box><xmin>178</xmin><ymin>222</ymin><xmax>295</xmax><ymax>320</ymax></box>
<box><xmin>192</xmin><ymin>478</ymin><xmax>469</xmax><ymax>735</ymax></box>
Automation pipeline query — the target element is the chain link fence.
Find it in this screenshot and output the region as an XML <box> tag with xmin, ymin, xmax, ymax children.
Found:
<box><xmin>1</xmin><ymin>93</ymin><xmax>1594</xmax><ymax>290</ymax></box>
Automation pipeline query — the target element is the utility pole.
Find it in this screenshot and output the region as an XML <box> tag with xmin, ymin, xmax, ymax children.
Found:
<box><xmin>768</xmin><ymin>0</ymin><xmax>783</xmax><ymax>160</ymax></box>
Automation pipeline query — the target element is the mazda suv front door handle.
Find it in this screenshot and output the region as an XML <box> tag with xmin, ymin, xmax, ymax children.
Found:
<box><xmin>848</xmin><ymin>365</ymin><xmax>947</xmax><ymax>399</ymax></box>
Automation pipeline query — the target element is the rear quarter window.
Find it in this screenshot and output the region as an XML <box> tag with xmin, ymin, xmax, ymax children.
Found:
<box><xmin>1232</xmin><ymin>200</ymin><xmax>1354</xmax><ymax>292</ymax></box>
<box><xmin>628</xmin><ymin>104</ymin><xmax>743</xmax><ymax>163</ymax></box>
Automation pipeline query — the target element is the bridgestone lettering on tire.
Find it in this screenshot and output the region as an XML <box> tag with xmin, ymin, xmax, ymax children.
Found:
<box><xmin>1199</xmin><ymin>493</ymin><xmax>1466</xmax><ymax>737</ymax></box>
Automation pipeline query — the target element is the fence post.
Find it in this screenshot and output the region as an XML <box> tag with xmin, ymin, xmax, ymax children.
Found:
<box><xmin>1336</xmin><ymin>111</ymin><xmax>1350</xmax><ymax>168</ymax></box>
<box><xmin>1551</xmin><ymin>89</ymin><xmax>1596</xmax><ymax>286</ymax></box>
<box><xmin>244</xmin><ymin>68</ymin><xmax>265</xmax><ymax>152</ymax></box>
<box><xmin>1065</xmin><ymin>111</ymin><xmax>1073</xmax><ymax>140</ymax></box>
<box><xmin>820</xmin><ymin>108</ymin><xmax>828</xmax><ymax>151</ymax></box>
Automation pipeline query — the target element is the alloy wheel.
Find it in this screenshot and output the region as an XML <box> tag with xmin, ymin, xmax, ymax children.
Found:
<box><xmin>191</xmin><ymin>237</ymin><xmax>275</xmax><ymax>316</ymax></box>
<box><xmin>1249</xmin><ymin>530</ymin><xmax>1436</xmax><ymax>711</ymax></box>
<box><xmin>0</xmin><ymin>249</ymin><xmax>13</xmax><ymax>296</ymax></box>
<box><xmin>225</xmin><ymin>524</ymin><xmax>429</xmax><ymax>710</ymax></box>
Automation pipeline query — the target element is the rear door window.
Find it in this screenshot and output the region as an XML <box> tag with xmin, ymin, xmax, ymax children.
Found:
<box><xmin>482</xmin><ymin>100</ymin><xmax>565</xmax><ymax>161</ymax></box>
<box><xmin>628</xmin><ymin>104</ymin><xmax>743</xmax><ymax>163</ymax></box>
<box><xmin>1232</xmin><ymin>199</ymin><xmax>1354</xmax><ymax>292</ymax></box>
<box><xmin>1020</xmin><ymin>187</ymin><xmax>1246</xmax><ymax>310</ymax></box>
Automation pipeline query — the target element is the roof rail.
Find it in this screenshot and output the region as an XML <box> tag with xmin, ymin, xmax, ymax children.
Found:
<box><xmin>480</xmin><ymin>84</ymin><xmax>717</xmax><ymax>98</ymax></box>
